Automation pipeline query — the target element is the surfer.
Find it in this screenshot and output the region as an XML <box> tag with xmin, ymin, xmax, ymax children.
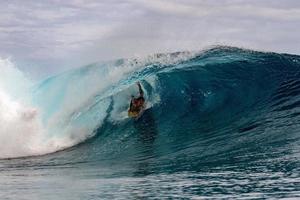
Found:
<box><xmin>128</xmin><ymin>82</ymin><xmax>145</xmax><ymax>118</ymax></box>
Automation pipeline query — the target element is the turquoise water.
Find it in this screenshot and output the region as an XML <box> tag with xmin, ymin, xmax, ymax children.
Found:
<box><xmin>0</xmin><ymin>47</ymin><xmax>300</xmax><ymax>199</ymax></box>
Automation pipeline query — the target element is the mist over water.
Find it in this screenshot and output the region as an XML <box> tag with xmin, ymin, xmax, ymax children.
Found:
<box><xmin>0</xmin><ymin>46</ymin><xmax>300</xmax><ymax>199</ymax></box>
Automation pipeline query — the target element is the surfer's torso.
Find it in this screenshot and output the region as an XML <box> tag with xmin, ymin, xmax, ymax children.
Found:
<box><xmin>128</xmin><ymin>97</ymin><xmax>145</xmax><ymax>117</ymax></box>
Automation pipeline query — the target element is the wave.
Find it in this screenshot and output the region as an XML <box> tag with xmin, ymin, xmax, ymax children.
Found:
<box><xmin>1</xmin><ymin>46</ymin><xmax>300</xmax><ymax>161</ymax></box>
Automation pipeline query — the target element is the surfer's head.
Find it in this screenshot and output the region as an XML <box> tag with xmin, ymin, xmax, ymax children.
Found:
<box><xmin>133</xmin><ymin>99</ymin><xmax>140</xmax><ymax>106</ymax></box>
<box><xmin>133</xmin><ymin>98</ymin><xmax>144</xmax><ymax>107</ymax></box>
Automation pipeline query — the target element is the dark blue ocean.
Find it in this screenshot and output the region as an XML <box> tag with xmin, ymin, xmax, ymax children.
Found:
<box><xmin>0</xmin><ymin>47</ymin><xmax>299</xmax><ymax>199</ymax></box>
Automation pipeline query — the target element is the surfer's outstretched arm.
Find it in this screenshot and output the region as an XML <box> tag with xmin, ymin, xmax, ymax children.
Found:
<box><xmin>129</xmin><ymin>96</ymin><xmax>134</xmax><ymax>110</ymax></box>
<box><xmin>137</xmin><ymin>82</ymin><xmax>144</xmax><ymax>97</ymax></box>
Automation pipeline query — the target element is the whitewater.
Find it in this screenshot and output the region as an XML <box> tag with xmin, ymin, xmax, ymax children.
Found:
<box><xmin>0</xmin><ymin>46</ymin><xmax>299</xmax><ymax>199</ymax></box>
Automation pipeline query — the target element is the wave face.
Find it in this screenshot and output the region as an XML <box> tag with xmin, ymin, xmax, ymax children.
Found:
<box><xmin>65</xmin><ymin>47</ymin><xmax>299</xmax><ymax>171</ymax></box>
<box><xmin>1</xmin><ymin>46</ymin><xmax>300</xmax><ymax>198</ymax></box>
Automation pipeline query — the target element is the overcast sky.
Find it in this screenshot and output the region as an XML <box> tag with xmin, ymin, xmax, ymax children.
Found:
<box><xmin>1</xmin><ymin>0</ymin><xmax>300</xmax><ymax>79</ymax></box>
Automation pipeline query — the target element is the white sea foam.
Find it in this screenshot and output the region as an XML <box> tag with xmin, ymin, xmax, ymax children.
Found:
<box><xmin>0</xmin><ymin>58</ymin><xmax>45</xmax><ymax>158</ymax></box>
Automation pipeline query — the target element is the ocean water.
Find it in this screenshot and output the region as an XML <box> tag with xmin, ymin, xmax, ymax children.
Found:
<box><xmin>0</xmin><ymin>46</ymin><xmax>299</xmax><ymax>199</ymax></box>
